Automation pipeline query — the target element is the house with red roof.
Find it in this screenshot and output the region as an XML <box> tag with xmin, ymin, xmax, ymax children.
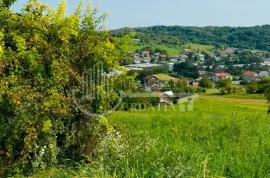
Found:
<box><xmin>243</xmin><ymin>71</ymin><xmax>260</xmax><ymax>82</ymax></box>
<box><xmin>144</xmin><ymin>82</ymin><xmax>158</xmax><ymax>92</ymax></box>
<box><xmin>212</xmin><ymin>72</ymin><xmax>232</xmax><ymax>82</ymax></box>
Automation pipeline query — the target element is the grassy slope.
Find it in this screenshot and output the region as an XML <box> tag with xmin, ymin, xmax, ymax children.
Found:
<box><xmin>182</xmin><ymin>43</ymin><xmax>215</xmax><ymax>53</ymax></box>
<box><xmin>33</xmin><ymin>93</ymin><xmax>270</xmax><ymax>177</ymax></box>
<box><xmin>106</xmin><ymin>93</ymin><xmax>269</xmax><ymax>177</ymax></box>
<box><xmin>128</xmin><ymin>43</ymin><xmax>216</xmax><ymax>56</ymax></box>
<box><xmin>128</xmin><ymin>44</ymin><xmax>181</xmax><ymax>56</ymax></box>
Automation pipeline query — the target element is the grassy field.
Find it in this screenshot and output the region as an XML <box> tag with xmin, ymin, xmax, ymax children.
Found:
<box><xmin>182</xmin><ymin>43</ymin><xmax>215</xmax><ymax>54</ymax></box>
<box><xmin>32</xmin><ymin>92</ymin><xmax>270</xmax><ymax>178</ymax></box>
<box><xmin>129</xmin><ymin>43</ymin><xmax>216</xmax><ymax>56</ymax></box>
<box><xmin>206</xmin><ymin>88</ymin><xmax>266</xmax><ymax>100</ymax></box>
<box><xmin>128</xmin><ymin>44</ymin><xmax>181</xmax><ymax>56</ymax></box>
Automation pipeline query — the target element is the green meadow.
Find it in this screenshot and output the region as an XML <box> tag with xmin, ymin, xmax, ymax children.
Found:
<box><xmin>182</xmin><ymin>43</ymin><xmax>215</xmax><ymax>54</ymax></box>
<box><xmin>128</xmin><ymin>42</ymin><xmax>216</xmax><ymax>56</ymax></box>
<box><xmin>128</xmin><ymin>44</ymin><xmax>181</xmax><ymax>56</ymax></box>
<box><xmin>33</xmin><ymin>93</ymin><xmax>270</xmax><ymax>178</ymax></box>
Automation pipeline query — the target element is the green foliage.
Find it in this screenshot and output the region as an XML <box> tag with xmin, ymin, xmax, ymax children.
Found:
<box><xmin>1</xmin><ymin>0</ymin><xmax>17</xmax><ymax>8</ymax></box>
<box><xmin>32</xmin><ymin>96</ymin><xmax>269</xmax><ymax>177</ymax></box>
<box><xmin>215</xmin><ymin>78</ymin><xmax>233</xmax><ymax>94</ymax></box>
<box><xmin>199</xmin><ymin>76</ymin><xmax>212</xmax><ymax>89</ymax></box>
<box><xmin>0</xmin><ymin>0</ymin><xmax>132</xmax><ymax>175</ymax></box>
<box><xmin>121</xmin><ymin>92</ymin><xmax>161</xmax><ymax>111</ymax></box>
<box><xmin>111</xmin><ymin>25</ymin><xmax>270</xmax><ymax>51</ymax></box>
<box><xmin>264</xmin><ymin>88</ymin><xmax>270</xmax><ymax>102</ymax></box>
<box><xmin>246</xmin><ymin>81</ymin><xmax>259</xmax><ymax>94</ymax></box>
<box><xmin>173</xmin><ymin>62</ymin><xmax>200</xmax><ymax>79</ymax></box>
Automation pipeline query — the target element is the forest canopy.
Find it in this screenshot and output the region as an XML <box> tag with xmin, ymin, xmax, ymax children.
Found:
<box><xmin>110</xmin><ymin>25</ymin><xmax>270</xmax><ymax>51</ymax></box>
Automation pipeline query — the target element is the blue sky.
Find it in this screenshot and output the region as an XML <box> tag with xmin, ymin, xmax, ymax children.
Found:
<box><xmin>12</xmin><ymin>0</ymin><xmax>270</xmax><ymax>29</ymax></box>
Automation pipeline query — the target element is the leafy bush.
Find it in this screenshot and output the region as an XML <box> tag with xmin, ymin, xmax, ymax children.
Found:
<box><xmin>0</xmin><ymin>1</ymin><xmax>133</xmax><ymax>175</ymax></box>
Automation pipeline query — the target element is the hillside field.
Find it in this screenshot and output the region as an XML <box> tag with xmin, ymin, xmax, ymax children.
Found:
<box><xmin>33</xmin><ymin>93</ymin><xmax>270</xmax><ymax>177</ymax></box>
<box><xmin>182</xmin><ymin>43</ymin><xmax>215</xmax><ymax>54</ymax></box>
<box><xmin>128</xmin><ymin>42</ymin><xmax>216</xmax><ymax>56</ymax></box>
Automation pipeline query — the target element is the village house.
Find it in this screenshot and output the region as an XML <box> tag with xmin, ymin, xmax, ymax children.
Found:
<box><xmin>134</xmin><ymin>56</ymin><xmax>151</xmax><ymax>64</ymax></box>
<box><xmin>212</xmin><ymin>72</ymin><xmax>232</xmax><ymax>82</ymax></box>
<box><xmin>143</xmin><ymin>56</ymin><xmax>151</xmax><ymax>63</ymax></box>
<box><xmin>258</xmin><ymin>71</ymin><xmax>270</xmax><ymax>78</ymax></box>
<box><xmin>197</xmin><ymin>54</ymin><xmax>205</xmax><ymax>61</ymax></box>
<box><xmin>144</xmin><ymin>74</ymin><xmax>178</xmax><ymax>90</ymax></box>
<box><xmin>134</xmin><ymin>56</ymin><xmax>142</xmax><ymax>64</ymax></box>
<box><xmin>144</xmin><ymin>82</ymin><xmax>158</xmax><ymax>92</ymax></box>
<box><xmin>142</xmin><ymin>51</ymin><xmax>150</xmax><ymax>57</ymax></box>
<box><xmin>183</xmin><ymin>49</ymin><xmax>191</xmax><ymax>54</ymax></box>
<box><xmin>159</xmin><ymin>54</ymin><xmax>167</xmax><ymax>60</ymax></box>
<box><xmin>178</xmin><ymin>55</ymin><xmax>187</xmax><ymax>62</ymax></box>
<box><xmin>154</xmin><ymin>52</ymin><xmax>160</xmax><ymax>60</ymax></box>
<box><xmin>152</xmin><ymin>91</ymin><xmax>173</xmax><ymax>105</ymax></box>
<box><xmin>243</xmin><ymin>71</ymin><xmax>260</xmax><ymax>82</ymax></box>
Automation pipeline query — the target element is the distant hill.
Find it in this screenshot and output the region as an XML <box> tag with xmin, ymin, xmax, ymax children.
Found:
<box><xmin>110</xmin><ymin>25</ymin><xmax>270</xmax><ymax>52</ymax></box>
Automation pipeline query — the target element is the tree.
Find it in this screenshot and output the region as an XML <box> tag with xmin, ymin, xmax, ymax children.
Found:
<box><xmin>199</xmin><ymin>76</ymin><xmax>212</xmax><ymax>89</ymax></box>
<box><xmin>264</xmin><ymin>88</ymin><xmax>270</xmax><ymax>114</ymax></box>
<box><xmin>188</xmin><ymin>52</ymin><xmax>194</xmax><ymax>60</ymax></box>
<box><xmin>216</xmin><ymin>79</ymin><xmax>233</xmax><ymax>94</ymax></box>
<box><xmin>175</xmin><ymin>78</ymin><xmax>188</xmax><ymax>88</ymax></box>
<box><xmin>1</xmin><ymin>0</ymin><xmax>17</xmax><ymax>8</ymax></box>
<box><xmin>246</xmin><ymin>81</ymin><xmax>259</xmax><ymax>94</ymax></box>
<box><xmin>173</xmin><ymin>62</ymin><xmax>199</xmax><ymax>79</ymax></box>
<box><xmin>152</xmin><ymin>66</ymin><xmax>169</xmax><ymax>74</ymax></box>
<box><xmin>168</xmin><ymin>80</ymin><xmax>175</xmax><ymax>89</ymax></box>
<box><xmin>0</xmin><ymin>1</ymin><xmax>133</xmax><ymax>174</ymax></box>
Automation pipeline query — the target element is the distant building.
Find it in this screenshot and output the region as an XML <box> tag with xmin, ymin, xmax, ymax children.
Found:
<box><xmin>197</xmin><ymin>54</ymin><xmax>205</xmax><ymax>61</ymax></box>
<box><xmin>258</xmin><ymin>71</ymin><xmax>270</xmax><ymax>77</ymax></box>
<box><xmin>184</xmin><ymin>49</ymin><xmax>191</xmax><ymax>54</ymax></box>
<box><xmin>152</xmin><ymin>91</ymin><xmax>173</xmax><ymax>105</ymax></box>
<box><xmin>159</xmin><ymin>54</ymin><xmax>167</xmax><ymax>60</ymax></box>
<box><xmin>144</xmin><ymin>82</ymin><xmax>157</xmax><ymax>92</ymax></box>
<box><xmin>142</xmin><ymin>51</ymin><xmax>150</xmax><ymax>57</ymax></box>
<box><xmin>143</xmin><ymin>56</ymin><xmax>151</xmax><ymax>63</ymax></box>
<box><xmin>243</xmin><ymin>71</ymin><xmax>260</xmax><ymax>82</ymax></box>
<box><xmin>178</xmin><ymin>55</ymin><xmax>187</xmax><ymax>62</ymax></box>
<box><xmin>134</xmin><ymin>56</ymin><xmax>142</xmax><ymax>64</ymax></box>
<box><xmin>125</xmin><ymin>64</ymin><xmax>166</xmax><ymax>71</ymax></box>
<box><xmin>212</xmin><ymin>73</ymin><xmax>232</xmax><ymax>82</ymax></box>
<box><xmin>167</xmin><ymin>63</ymin><xmax>174</xmax><ymax>71</ymax></box>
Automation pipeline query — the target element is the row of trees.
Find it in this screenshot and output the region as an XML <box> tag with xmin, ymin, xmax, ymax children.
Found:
<box><xmin>111</xmin><ymin>25</ymin><xmax>270</xmax><ymax>51</ymax></box>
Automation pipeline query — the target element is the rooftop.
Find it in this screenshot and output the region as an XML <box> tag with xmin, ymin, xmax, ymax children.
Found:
<box><xmin>215</xmin><ymin>72</ymin><xmax>230</xmax><ymax>77</ymax></box>
<box><xmin>244</xmin><ymin>71</ymin><xmax>257</xmax><ymax>76</ymax></box>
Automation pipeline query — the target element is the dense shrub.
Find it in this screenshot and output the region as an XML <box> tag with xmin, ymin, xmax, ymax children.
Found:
<box><xmin>0</xmin><ymin>1</ymin><xmax>133</xmax><ymax>175</ymax></box>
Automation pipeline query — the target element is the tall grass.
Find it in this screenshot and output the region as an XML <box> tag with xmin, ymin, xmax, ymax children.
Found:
<box><xmin>31</xmin><ymin>98</ymin><xmax>270</xmax><ymax>177</ymax></box>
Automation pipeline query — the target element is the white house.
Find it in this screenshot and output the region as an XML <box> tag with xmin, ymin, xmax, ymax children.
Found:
<box><xmin>134</xmin><ymin>56</ymin><xmax>142</xmax><ymax>64</ymax></box>
<box><xmin>198</xmin><ymin>54</ymin><xmax>205</xmax><ymax>61</ymax></box>
<box><xmin>143</xmin><ymin>56</ymin><xmax>151</xmax><ymax>63</ymax></box>
<box><xmin>178</xmin><ymin>55</ymin><xmax>187</xmax><ymax>63</ymax></box>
